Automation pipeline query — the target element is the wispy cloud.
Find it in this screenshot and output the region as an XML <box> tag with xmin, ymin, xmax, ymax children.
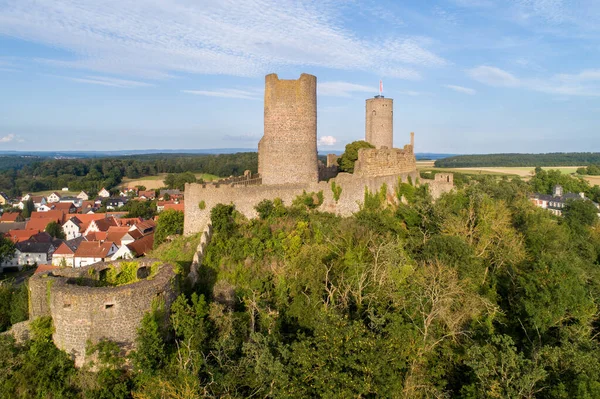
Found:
<box><xmin>467</xmin><ymin>66</ymin><xmax>521</xmax><ymax>87</ymax></box>
<box><xmin>0</xmin><ymin>134</ymin><xmax>16</xmax><ymax>143</ymax></box>
<box><xmin>182</xmin><ymin>88</ymin><xmax>260</xmax><ymax>100</ymax></box>
<box><xmin>444</xmin><ymin>84</ymin><xmax>476</xmax><ymax>95</ymax></box>
<box><xmin>468</xmin><ymin>65</ymin><xmax>600</xmax><ymax>96</ymax></box>
<box><xmin>318</xmin><ymin>81</ymin><xmax>376</xmax><ymax>97</ymax></box>
<box><xmin>318</xmin><ymin>136</ymin><xmax>337</xmax><ymax>146</ymax></box>
<box><xmin>66</xmin><ymin>76</ymin><xmax>153</xmax><ymax>88</ymax></box>
<box><xmin>0</xmin><ymin>0</ymin><xmax>446</xmax><ymax>79</ymax></box>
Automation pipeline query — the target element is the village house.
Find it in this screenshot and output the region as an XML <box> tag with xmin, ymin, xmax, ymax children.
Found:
<box><xmin>73</xmin><ymin>241</ymin><xmax>118</xmax><ymax>267</ymax></box>
<box><xmin>0</xmin><ymin>212</ymin><xmax>24</xmax><ymax>223</ymax></box>
<box><xmin>111</xmin><ymin>233</ymin><xmax>154</xmax><ymax>260</ymax></box>
<box><xmin>98</xmin><ymin>188</ymin><xmax>111</xmax><ymax>198</ymax></box>
<box><xmin>1</xmin><ymin>233</ymin><xmax>61</xmax><ymax>270</ymax></box>
<box><xmin>51</xmin><ymin>237</ymin><xmax>85</xmax><ymax>267</ymax></box>
<box><xmin>530</xmin><ymin>185</ymin><xmax>600</xmax><ymax>216</ymax></box>
<box><xmin>47</xmin><ymin>192</ymin><xmax>62</xmax><ymax>203</ymax></box>
<box><xmin>105</xmin><ymin>197</ymin><xmax>127</xmax><ymax>210</ymax></box>
<box><xmin>77</xmin><ymin>191</ymin><xmax>89</xmax><ymax>201</ymax></box>
<box><xmin>0</xmin><ymin>192</ymin><xmax>10</xmax><ymax>206</ymax></box>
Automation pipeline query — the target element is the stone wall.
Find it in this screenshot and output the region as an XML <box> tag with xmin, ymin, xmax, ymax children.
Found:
<box><xmin>188</xmin><ymin>222</ymin><xmax>213</xmax><ymax>286</ymax></box>
<box><xmin>184</xmin><ymin>171</ymin><xmax>421</xmax><ymax>235</ymax></box>
<box><xmin>28</xmin><ymin>259</ymin><xmax>178</xmax><ymax>367</ymax></box>
<box><xmin>353</xmin><ymin>144</ymin><xmax>416</xmax><ymax>178</ymax></box>
<box><xmin>428</xmin><ymin>173</ymin><xmax>454</xmax><ymax>199</ymax></box>
<box><xmin>258</xmin><ymin>73</ymin><xmax>318</xmax><ymax>185</ymax></box>
<box><xmin>365</xmin><ymin>97</ymin><xmax>393</xmax><ymax>149</ymax></box>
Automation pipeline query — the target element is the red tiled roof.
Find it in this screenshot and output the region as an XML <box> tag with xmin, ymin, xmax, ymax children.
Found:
<box><xmin>25</xmin><ymin>218</ymin><xmax>54</xmax><ymax>232</ymax></box>
<box><xmin>138</xmin><ymin>190</ymin><xmax>156</xmax><ymax>198</ymax></box>
<box><xmin>115</xmin><ymin>217</ymin><xmax>142</xmax><ymax>227</ymax></box>
<box><xmin>74</xmin><ymin>241</ymin><xmax>115</xmax><ymax>258</ymax></box>
<box><xmin>31</xmin><ymin>210</ymin><xmax>64</xmax><ymax>223</ymax></box>
<box><xmin>91</xmin><ymin>217</ymin><xmax>118</xmax><ymax>232</ymax></box>
<box><xmin>126</xmin><ymin>234</ymin><xmax>154</xmax><ymax>257</ymax></box>
<box><xmin>7</xmin><ymin>229</ymin><xmax>35</xmax><ymax>243</ymax></box>
<box><xmin>67</xmin><ymin>213</ymin><xmax>106</xmax><ymax>224</ymax></box>
<box><xmin>105</xmin><ymin>226</ymin><xmax>130</xmax><ymax>245</ymax></box>
<box><xmin>127</xmin><ymin>229</ymin><xmax>143</xmax><ymax>240</ymax></box>
<box><xmin>85</xmin><ymin>231</ymin><xmax>108</xmax><ymax>242</ymax></box>
<box><xmin>164</xmin><ymin>203</ymin><xmax>184</xmax><ymax>212</ymax></box>
<box><xmin>134</xmin><ymin>219</ymin><xmax>156</xmax><ymax>235</ymax></box>
<box><xmin>34</xmin><ymin>264</ymin><xmax>61</xmax><ymax>274</ymax></box>
<box><xmin>53</xmin><ymin>242</ymin><xmax>74</xmax><ymax>255</ymax></box>
<box><xmin>1</xmin><ymin>212</ymin><xmax>22</xmax><ymax>222</ymax></box>
<box><xmin>51</xmin><ymin>203</ymin><xmax>75</xmax><ymax>211</ymax></box>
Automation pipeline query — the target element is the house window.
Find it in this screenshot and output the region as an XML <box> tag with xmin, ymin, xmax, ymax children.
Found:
<box><xmin>105</xmin><ymin>303</ymin><xmax>114</xmax><ymax>309</ymax></box>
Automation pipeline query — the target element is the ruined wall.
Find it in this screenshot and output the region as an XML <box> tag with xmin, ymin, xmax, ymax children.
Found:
<box><xmin>188</xmin><ymin>222</ymin><xmax>213</xmax><ymax>286</ymax></box>
<box><xmin>28</xmin><ymin>259</ymin><xmax>178</xmax><ymax>367</ymax></box>
<box><xmin>353</xmin><ymin>144</ymin><xmax>416</xmax><ymax>178</ymax></box>
<box><xmin>365</xmin><ymin>97</ymin><xmax>393</xmax><ymax>149</ymax></box>
<box><xmin>428</xmin><ymin>173</ymin><xmax>454</xmax><ymax>199</ymax></box>
<box><xmin>184</xmin><ymin>171</ymin><xmax>420</xmax><ymax>235</ymax></box>
<box><xmin>258</xmin><ymin>73</ymin><xmax>318</xmax><ymax>185</ymax></box>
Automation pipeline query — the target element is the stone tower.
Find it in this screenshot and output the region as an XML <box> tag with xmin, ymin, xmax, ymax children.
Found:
<box><xmin>258</xmin><ymin>73</ymin><xmax>318</xmax><ymax>185</ymax></box>
<box><xmin>365</xmin><ymin>96</ymin><xmax>393</xmax><ymax>149</ymax></box>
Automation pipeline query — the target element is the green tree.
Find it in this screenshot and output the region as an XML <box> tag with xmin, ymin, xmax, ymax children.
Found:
<box><xmin>154</xmin><ymin>209</ymin><xmax>184</xmax><ymax>248</ymax></box>
<box><xmin>563</xmin><ymin>199</ymin><xmax>599</xmax><ymax>228</ymax></box>
<box><xmin>337</xmin><ymin>140</ymin><xmax>374</xmax><ymax>173</ymax></box>
<box><xmin>22</xmin><ymin>198</ymin><xmax>34</xmax><ymax>218</ymax></box>
<box><xmin>45</xmin><ymin>220</ymin><xmax>66</xmax><ymax>239</ymax></box>
<box><xmin>0</xmin><ymin>236</ymin><xmax>15</xmax><ymax>264</ymax></box>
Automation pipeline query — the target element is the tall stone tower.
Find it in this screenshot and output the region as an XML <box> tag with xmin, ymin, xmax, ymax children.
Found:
<box><xmin>258</xmin><ymin>73</ymin><xmax>318</xmax><ymax>185</ymax></box>
<box><xmin>365</xmin><ymin>96</ymin><xmax>393</xmax><ymax>149</ymax></box>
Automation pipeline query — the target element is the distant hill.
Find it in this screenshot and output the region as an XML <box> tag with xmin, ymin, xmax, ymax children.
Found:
<box><xmin>435</xmin><ymin>153</ymin><xmax>600</xmax><ymax>168</ymax></box>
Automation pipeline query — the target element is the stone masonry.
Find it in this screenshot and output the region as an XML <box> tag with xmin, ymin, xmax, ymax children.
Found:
<box><xmin>354</xmin><ymin>137</ymin><xmax>416</xmax><ymax>178</ymax></box>
<box><xmin>258</xmin><ymin>73</ymin><xmax>318</xmax><ymax>185</ymax></box>
<box><xmin>27</xmin><ymin>259</ymin><xmax>178</xmax><ymax>367</ymax></box>
<box><xmin>365</xmin><ymin>96</ymin><xmax>393</xmax><ymax>149</ymax></box>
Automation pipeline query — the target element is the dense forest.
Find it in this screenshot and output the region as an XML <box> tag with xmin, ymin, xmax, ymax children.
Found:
<box><xmin>2</xmin><ymin>170</ymin><xmax>600</xmax><ymax>397</ymax></box>
<box><xmin>435</xmin><ymin>153</ymin><xmax>600</xmax><ymax>167</ymax></box>
<box><xmin>0</xmin><ymin>153</ymin><xmax>258</xmax><ymax>197</ymax></box>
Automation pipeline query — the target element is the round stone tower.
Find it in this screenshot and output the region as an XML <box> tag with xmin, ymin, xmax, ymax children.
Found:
<box><xmin>258</xmin><ymin>73</ymin><xmax>318</xmax><ymax>185</ymax></box>
<box><xmin>365</xmin><ymin>96</ymin><xmax>393</xmax><ymax>149</ymax></box>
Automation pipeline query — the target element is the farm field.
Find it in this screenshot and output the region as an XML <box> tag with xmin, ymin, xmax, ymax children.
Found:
<box><xmin>119</xmin><ymin>173</ymin><xmax>220</xmax><ymax>190</ymax></box>
<box><xmin>416</xmin><ymin>161</ymin><xmax>600</xmax><ymax>185</ymax></box>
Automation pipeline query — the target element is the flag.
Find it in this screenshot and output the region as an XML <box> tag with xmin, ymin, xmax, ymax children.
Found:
<box><xmin>379</xmin><ymin>80</ymin><xmax>383</xmax><ymax>94</ymax></box>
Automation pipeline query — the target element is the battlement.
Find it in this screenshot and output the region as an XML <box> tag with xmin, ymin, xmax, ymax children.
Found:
<box><xmin>353</xmin><ymin>140</ymin><xmax>416</xmax><ymax>178</ymax></box>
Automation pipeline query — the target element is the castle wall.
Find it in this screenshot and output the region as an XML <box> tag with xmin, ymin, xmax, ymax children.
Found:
<box><xmin>365</xmin><ymin>97</ymin><xmax>393</xmax><ymax>149</ymax></box>
<box><xmin>258</xmin><ymin>73</ymin><xmax>318</xmax><ymax>185</ymax></box>
<box><xmin>28</xmin><ymin>259</ymin><xmax>178</xmax><ymax>367</ymax></box>
<box><xmin>184</xmin><ymin>172</ymin><xmax>419</xmax><ymax>235</ymax></box>
<box><xmin>353</xmin><ymin>145</ymin><xmax>416</xmax><ymax>178</ymax></box>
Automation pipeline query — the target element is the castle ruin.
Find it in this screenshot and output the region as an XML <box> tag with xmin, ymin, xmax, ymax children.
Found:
<box><xmin>23</xmin><ymin>260</ymin><xmax>178</xmax><ymax>367</ymax></box>
<box><xmin>183</xmin><ymin>73</ymin><xmax>454</xmax><ymax>235</ymax></box>
<box><xmin>258</xmin><ymin>73</ymin><xmax>318</xmax><ymax>185</ymax></box>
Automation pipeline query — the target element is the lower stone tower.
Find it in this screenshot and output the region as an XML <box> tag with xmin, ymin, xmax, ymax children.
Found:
<box><xmin>365</xmin><ymin>96</ymin><xmax>393</xmax><ymax>149</ymax></box>
<box><xmin>258</xmin><ymin>73</ymin><xmax>318</xmax><ymax>185</ymax></box>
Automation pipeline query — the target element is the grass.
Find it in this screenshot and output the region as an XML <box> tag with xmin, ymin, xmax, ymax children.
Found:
<box><xmin>417</xmin><ymin>162</ymin><xmax>584</xmax><ymax>179</ymax></box>
<box><xmin>146</xmin><ymin>233</ymin><xmax>202</xmax><ymax>277</ymax></box>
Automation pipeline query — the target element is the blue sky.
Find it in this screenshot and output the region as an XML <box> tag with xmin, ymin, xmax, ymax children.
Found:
<box><xmin>0</xmin><ymin>0</ymin><xmax>599</xmax><ymax>153</ymax></box>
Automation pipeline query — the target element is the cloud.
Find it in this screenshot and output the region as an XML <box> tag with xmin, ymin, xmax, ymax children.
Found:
<box><xmin>66</xmin><ymin>75</ymin><xmax>153</xmax><ymax>88</ymax></box>
<box><xmin>444</xmin><ymin>84</ymin><xmax>476</xmax><ymax>95</ymax></box>
<box><xmin>467</xmin><ymin>66</ymin><xmax>521</xmax><ymax>87</ymax></box>
<box><xmin>318</xmin><ymin>136</ymin><xmax>337</xmax><ymax>146</ymax></box>
<box><xmin>318</xmin><ymin>81</ymin><xmax>375</xmax><ymax>97</ymax></box>
<box><xmin>0</xmin><ymin>134</ymin><xmax>16</xmax><ymax>143</ymax></box>
<box><xmin>0</xmin><ymin>0</ymin><xmax>446</xmax><ymax>79</ymax></box>
<box><xmin>182</xmin><ymin>89</ymin><xmax>260</xmax><ymax>100</ymax></box>
<box><xmin>468</xmin><ymin>65</ymin><xmax>600</xmax><ymax>96</ymax></box>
